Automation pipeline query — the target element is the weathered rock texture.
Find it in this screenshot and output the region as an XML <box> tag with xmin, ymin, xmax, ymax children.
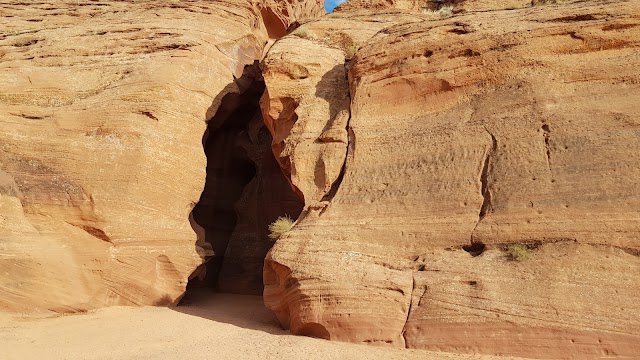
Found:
<box><xmin>334</xmin><ymin>0</ymin><xmax>587</xmax><ymax>13</ymax></box>
<box><xmin>262</xmin><ymin>11</ymin><xmax>424</xmax><ymax>207</ymax></box>
<box><xmin>262</xmin><ymin>37</ymin><xmax>350</xmax><ymax>205</ymax></box>
<box><xmin>0</xmin><ymin>0</ymin><xmax>322</xmax><ymax>312</ymax></box>
<box><xmin>263</xmin><ymin>0</ymin><xmax>640</xmax><ymax>358</ymax></box>
<box><xmin>335</xmin><ymin>0</ymin><xmax>424</xmax><ymax>12</ymax></box>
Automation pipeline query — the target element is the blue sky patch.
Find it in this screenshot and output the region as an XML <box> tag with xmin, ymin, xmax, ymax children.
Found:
<box><xmin>325</xmin><ymin>0</ymin><xmax>347</xmax><ymax>12</ymax></box>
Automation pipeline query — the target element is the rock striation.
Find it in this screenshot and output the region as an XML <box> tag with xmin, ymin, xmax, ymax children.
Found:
<box><xmin>0</xmin><ymin>0</ymin><xmax>322</xmax><ymax>312</ymax></box>
<box><xmin>262</xmin><ymin>0</ymin><xmax>640</xmax><ymax>358</ymax></box>
<box><xmin>2</xmin><ymin>0</ymin><xmax>640</xmax><ymax>358</ymax></box>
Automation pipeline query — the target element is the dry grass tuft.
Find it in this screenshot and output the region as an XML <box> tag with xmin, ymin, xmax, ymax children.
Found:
<box><xmin>507</xmin><ymin>244</ymin><xmax>529</xmax><ymax>261</ymax></box>
<box><xmin>345</xmin><ymin>44</ymin><xmax>359</xmax><ymax>59</ymax></box>
<box><xmin>422</xmin><ymin>5</ymin><xmax>453</xmax><ymax>17</ymax></box>
<box><xmin>268</xmin><ymin>216</ymin><xmax>294</xmax><ymax>239</ymax></box>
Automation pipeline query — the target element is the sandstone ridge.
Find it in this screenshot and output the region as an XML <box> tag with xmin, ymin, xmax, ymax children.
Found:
<box><xmin>1</xmin><ymin>0</ymin><xmax>639</xmax><ymax>358</ymax></box>
<box><xmin>0</xmin><ymin>0</ymin><xmax>323</xmax><ymax>312</ymax></box>
<box><xmin>261</xmin><ymin>0</ymin><xmax>640</xmax><ymax>358</ymax></box>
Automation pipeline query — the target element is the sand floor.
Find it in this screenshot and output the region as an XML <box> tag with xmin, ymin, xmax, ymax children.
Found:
<box><xmin>0</xmin><ymin>290</ymin><xmax>523</xmax><ymax>360</ymax></box>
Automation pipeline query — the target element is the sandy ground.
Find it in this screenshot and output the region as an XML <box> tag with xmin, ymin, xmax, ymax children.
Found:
<box><xmin>0</xmin><ymin>290</ymin><xmax>524</xmax><ymax>360</ymax></box>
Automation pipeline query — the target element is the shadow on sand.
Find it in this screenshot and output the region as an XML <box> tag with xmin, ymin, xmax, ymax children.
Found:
<box><xmin>170</xmin><ymin>289</ymin><xmax>287</xmax><ymax>335</ymax></box>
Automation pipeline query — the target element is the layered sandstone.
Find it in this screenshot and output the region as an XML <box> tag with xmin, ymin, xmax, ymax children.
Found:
<box><xmin>261</xmin><ymin>11</ymin><xmax>424</xmax><ymax>207</ymax></box>
<box><xmin>334</xmin><ymin>0</ymin><xmax>425</xmax><ymax>12</ymax></box>
<box><xmin>263</xmin><ymin>0</ymin><xmax>640</xmax><ymax>358</ymax></box>
<box><xmin>3</xmin><ymin>0</ymin><xmax>640</xmax><ymax>357</ymax></box>
<box><xmin>0</xmin><ymin>0</ymin><xmax>322</xmax><ymax>312</ymax></box>
<box><xmin>334</xmin><ymin>0</ymin><xmax>588</xmax><ymax>13</ymax></box>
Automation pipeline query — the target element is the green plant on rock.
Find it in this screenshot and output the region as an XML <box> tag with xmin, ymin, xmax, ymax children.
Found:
<box><xmin>345</xmin><ymin>44</ymin><xmax>359</xmax><ymax>59</ymax></box>
<box><xmin>506</xmin><ymin>244</ymin><xmax>529</xmax><ymax>261</ymax></box>
<box><xmin>268</xmin><ymin>216</ymin><xmax>294</xmax><ymax>239</ymax></box>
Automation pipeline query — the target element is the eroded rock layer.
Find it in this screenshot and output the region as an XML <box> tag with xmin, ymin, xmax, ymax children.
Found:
<box><xmin>334</xmin><ymin>0</ymin><xmax>588</xmax><ymax>13</ymax></box>
<box><xmin>263</xmin><ymin>0</ymin><xmax>640</xmax><ymax>358</ymax></box>
<box><xmin>0</xmin><ymin>0</ymin><xmax>323</xmax><ymax>312</ymax></box>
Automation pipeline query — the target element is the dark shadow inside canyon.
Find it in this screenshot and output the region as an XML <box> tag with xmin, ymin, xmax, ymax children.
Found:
<box><xmin>181</xmin><ymin>61</ymin><xmax>303</xmax><ymax>302</ymax></box>
<box><xmin>172</xmin><ymin>289</ymin><xmax>286</xmax><ymax>335</ymax></box>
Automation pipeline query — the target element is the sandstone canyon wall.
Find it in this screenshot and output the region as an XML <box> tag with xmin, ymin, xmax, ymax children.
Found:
<box><xmin>1</xmin><ymin>0</ymin><xmax>640</xmax><ymax>358</ymax></box>
<box><xmin>262</xmin><ymin>0</ymin><xmax>640</xmax><ymax>358</ymax></box>
<box><xmin>334</xmin><ymin>0</ymin><xmax>590</xmax><ymax>13</ymax></box>
<box><xmin>0</xmin><ymin>0</ymin><xmax>322</xmax><ymax>312</ymax></box>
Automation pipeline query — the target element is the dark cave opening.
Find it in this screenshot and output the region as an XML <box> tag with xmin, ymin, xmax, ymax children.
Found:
<box><xmin>463</xmin><ymin>242</ymin><xmax>486</xmax><ymax>257</ymax></box>
<box><xmin>183</xmin><ymin>62</ymin><xmax>303</xmax><ymax>299</ymax></box>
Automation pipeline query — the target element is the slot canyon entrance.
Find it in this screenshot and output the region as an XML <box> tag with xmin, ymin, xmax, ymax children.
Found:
<box><xmin>184</xmin><ymin>62</ymin><xmax>303</xmax><ymax>298</ymax></box>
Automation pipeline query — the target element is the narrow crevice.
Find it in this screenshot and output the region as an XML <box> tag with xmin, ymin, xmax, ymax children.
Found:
<box><xmin>542</xmin><ymin>123</ymin><xmax>552</xmax><ymax>174</ymax></box>
<box><xmin>401</xmin><ymin>273</ymin><xmax>416</xmax><ymax>348</ymax></box>
<box><xmin>319</xmin><ymin>126</ymin><xmax>352</xmax><ymax>205</ymax></box>
<box><xmin>478</xmin><ymin>126</ymin><xmax>497</xmax><ymax>221</ymax></box>
<box><xmin>69</xmin><ymin>223</ymin><xmax>112</xmax><ymax>243</ymax></box>
<box><xmin>470</xmin><ymin>126</ymin><xmax>497</xmax><ymax>245</ymax></box>
<box><xmin>416</xmin><ymin>286</ymin><xmax>428</xmax><ymax>307</ymax></box>
<box><xmin>182</xmin><ymin>61</ymin><xmax>303</xmax><ymax>299</ymax></box>
<box><xmin>319</xmin><ymin>63</ymin><xmax>354</xmax><ymax>205</ymax></box>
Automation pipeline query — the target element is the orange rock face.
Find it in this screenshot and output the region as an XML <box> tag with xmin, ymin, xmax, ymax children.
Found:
<box><xmin>262</xmin><ymin>0</ymin><xmax>640</xmax><ymax>358</ymax></box>
<box><xmin>0</xmin><ymin>0</ymin><xmax>323</xmax><ymax>312</ymax></box>
<box><xmin>3</xmin><ymin>0</ymin><xmax>640</xmax><ymax>358</ymax></box>
<box><xmin>334</xmin><ymin>0</ymin><xmax>586</xmax><ymax>13</ymax></box>
<box><xmin>335</xmin><ymin>0</ymin><xmax>423</xmax><ymax>12</ymax></box>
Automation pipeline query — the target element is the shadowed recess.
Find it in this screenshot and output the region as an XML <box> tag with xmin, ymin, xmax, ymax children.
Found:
<box><xmin>185</xmin><ymin>62</ymin><xmax>303</xmax><ymax>297</ymax></box>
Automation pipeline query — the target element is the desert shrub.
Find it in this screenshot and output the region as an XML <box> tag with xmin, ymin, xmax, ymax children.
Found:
<box><xmin>345</xmin><ymin>44</ymin><xmax>358</xmax><ymax>59</ymax></box>
<box><xmin>531</xmin><ymin>0</ymin><xmax>566</xmax><ymax>5</ymax></box>
<box><xmin>268</xmin><ymin>216</ymin><xmax>294</xmax><ymax>239</ymax></box>
<box><xmin>293</xmin><ymin>28</ymin><xmax>310</xmax><ymax>39</ymax></box>
<box><xmin>506</xmin><ymin>244</ymin><xmax>529</xmax><ymax>261</ymax></box>
<box><xmin>422</xmin><ymin>5</ymin><xmax>453</xmax><ymax>17</ymax></box>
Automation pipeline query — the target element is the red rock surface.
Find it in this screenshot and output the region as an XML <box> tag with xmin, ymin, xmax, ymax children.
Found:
<box><xmin>2</xmin><ymin>0</ymin><xmax>640</xmax><ymax>358</ymax></box>
<box><xmin>0</xmin><ymin>0</ymin><xmax>322</xmax><ymax>312</ymax></box>
<box><xmin>335</xmin><ymin>0</ymin><xmax>424</xmax><ymax>12</ymax></box>
<box><xmin>334</xmin><ymin>0</ymin><xmax>587</xmax><ymax>13</ymax></box>
<box><xmin>262</xmin><ymin>0</ymin><xmax>640</xmax><ymax>358</ymax></box>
